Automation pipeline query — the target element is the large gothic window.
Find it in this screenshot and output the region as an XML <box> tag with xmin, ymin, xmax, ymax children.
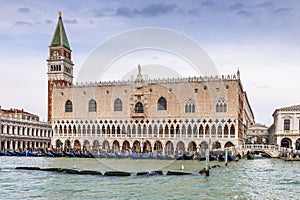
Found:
<box><xmin>135</xmin><ymin>102</ymin><xmax>144</xmax><ymax>113</ymax></box>
<box><xmin>65</xmin><ymin>100</ymin><xmax>73</xmax><ymax>112</ymax></box>
<box><xmin>114</xmin><ymin>98</ymin><xmax>122</xmax><ymax>111</ymax></box>
<box><xmin>157</xmin><ymin>97</ymin><xmax>167</xmax><ymax>110</ymax></box>
<box><xmin>216</xmin><ymin>98</ymin><xmax>227</xmax><ymax>112</ymax></box>
<box><xmin>185</xmin><ymin>99</ymin><xmax>195</xmax><ymax>113</ymax></box>
<box><xmin>88</xmin><ymin>99</ymin><xmax>97</xmax><ymax>112</ymax></box>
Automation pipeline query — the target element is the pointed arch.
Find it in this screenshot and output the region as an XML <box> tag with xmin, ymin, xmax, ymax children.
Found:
<box><xmin>212</xmin><ymin>141</ymin><xmax>221</xmax><ymax>149</ymax></box>
<box><xmin>143</xmin><ymin>140</ymin><xmax>152</xmax><ymax>153</ymax></box>
<box><xmin>64</xmin><ymin>139</ymin><xmax>71</xmax><ymax>151</ymax></box>
<box><xmin>154</xmin><ymin>124</ymin><xmax>158</xmax><ymax>137</ymax></box>
<box><xmin>182</xmin><ymin>124</ymin><xmax>186</xmax><ymax>137</ymax></box>
<box><xmin>122</xmin><ymin>140</ymin><xmax>130</xmax><ymax>150</ymax></box>
<box><xmin>224</xmin><ymin>124</ymin><xmax>229</xmax><ymax>137</ymax></box>
<box><xmin>211</xmin><ymin>125</ymin><xmax>216</xmax><ymax>138</ymax></box>
<box><xmin>185</xmin><ymin>99</ymin><xmax>195</xmax><ymax>113</ymax></box>
<box><xmin>224</xmin><ymin>141</ymin><xmax>234</xmax><ymax>148</ymax></box>
<box><xmin>74</xmin><ymin>140</ymin><xmax>81</xmax><ymax>151</ymax></box>
<box><xmin>216</xmin><ymin>98</ymin><xmax>227</xmax><ymax>113</ymax></box>
<box><xmin>230</xmin><ymin>125</ymin><xmax>235</xmax><ymax>138</ymax></box>
<box><xmin>188</xmin><ymin>141</ymin><xmax>197</xmax><ymax>154</ymax></box>
<box><xmin>134</xmin><ymin>102</ymin><xmax>144</xmax><ymax>113</ymax></box>
<box><xmin>176</xmin><ymin>141</ymin><xmax>185</xmax><ymax>154</ymax></box>
<box><xmin>205</xmin><ymin>125</ymin><xmax>209</xmax><ymax>138</ymax></box>
<box><xmin>187</xmin><ymin>125</ymin><xmax>192</xmax><ymax>137</ymax></box>
<box><xmin>56</xmin><ymin>139</ymin><xmax>63</xmax><ymax>148</ymax></box>
<box><xmin>193</xmin><ymin>125</ymin><xmax>198</xmax><ymax>137</ymax></box>
<box><xmin>176</xmin><ymin>124</ymin><xmax>180</xmax><ymax>137</ymax></box>
<box><xmin>199</xmin><ymin>124</ymin><xmax>204</xmax><ymax>138</ymax></box>
<box><xmin>217</xmin><ymin>125</ymin><xmax>222</xmax><ymax>137</ymax></box>
<box><xmin>148</xmin><ymin>125</ymin><xmax>153</xmax><ymax>137</ymax></box>
<box><xmin>102</xmin><ymin>140</ymin><xmax>110</xmax><ymax>152</ymax></box>
<box><xmin>114</xmin><ymin>98</ymin><xmax>122</xmax><ymax>111</ymax></box>
<box><xmin>88</xmin><ymin>99</ymin><xmax>97</xmax><ymax>112</ymax></box>
<box><xmin>157</xmin><ymin>97</ymin><xmax>167</xmax><ymax>110</ymax></box>
<box><xmin>154</xmin><ymin>140</ymin><xmax>163</xmax><ymax>152</ymax></box>
<box><xmin>93</xmin><ymin>140</ymin><xmax>100</xmax><ymax>151</ymax></box>
<box><xmin>165</xmin><ymin>141</ymin><xmax>174</xmax><ymax>155</ymax></box>
<box><xmin>200</xmin><ymin>141</ymin><xmax>208</xmax><ymax>150</ymax></box>
<box><xmin>159</xmin><ymin>124</ymin><xmax>164</xmax><ymax>137</ymax></box>
<box><xmin>133</xmin><ymin>140</ymin><xmax>141</xmax><ymax>153</ymax></box>
<box><xmin>112</xmin><ymin>140</ymin><xmax>120</xmax><ymax>153</ymax></box>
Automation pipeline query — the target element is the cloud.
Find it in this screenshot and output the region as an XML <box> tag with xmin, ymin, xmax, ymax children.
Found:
<box><xmin>237</xmin><ymin>10</ymin><xmax>253</xmax><ymax>17</ymax></box>
<box><xmin>18</xmin><ymin>7</ymin><xmax>31</xmax><ymax>14</ymax></box>
<box><xmin>229</xmin><ymin>3</ymin><xmax>244</xmax><ymax>10</ymax></box>
<box><xmin>15</xmin><ymin>21</ymin><xmax>33</xmax><ymax>26</ymax></box>
<box><xmin>113</xmin><ymin>3</ymin><xmax>179</xmax><ymax>18</ymax></box>
<box><xmin>201</xmin><ymin>1</ymin><xmax>215</xmax><ymax>7</ymax></box>
<box><xmin>64</xmin><ymin>19</ymin><xmax>78</xmax><ymax>24</ymax></box>
<box><xmin>116</xmin><ymin>7</ymin><xmax>132</xmax><ymax>17</ymax></box>
<box><xmin>93</xmin><ymin>8</ymin><xmax>115</xmax><ymax>17</ymax></box>
<box><xmin>273</xmin><ymin>8</ymin><xmax>292</xmax><ymax>14</ymax></box>
<box><xmin>256</xmin><ymin>2</ymin><xmax>273</xmax><ymax>8</ymax></box>
<box><xmin>133</xmin><ymin>3</ymin><xmax>178</xmax><ymax>17</ymax></box>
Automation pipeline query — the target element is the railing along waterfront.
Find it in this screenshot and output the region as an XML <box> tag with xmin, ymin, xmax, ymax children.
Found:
<box><xmin>241</xmin><ymin>144</ymin><xmax>281</xmax><ymax>151</ymax></box>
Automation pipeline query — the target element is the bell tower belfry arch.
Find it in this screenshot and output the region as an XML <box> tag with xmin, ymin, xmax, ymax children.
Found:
<box><xmin>47</xmin><ymin>11</ymin><xmax>74</xmax><ymax>122</ymax></box>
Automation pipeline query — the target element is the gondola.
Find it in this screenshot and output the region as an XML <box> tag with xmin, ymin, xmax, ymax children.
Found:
<box><xmin>73</xmin><ymin>152</ymin><xmax>82</xmax><ymax>157</ymax></box>
<box><xmin>64</xmin><ymin>152</ymin><xmax>75</xmax><ymax>157</ymax></box>
<box><xmin>106</xmin><ymin>153</ymin><xmax>117</xmax><ymax>158</ymax></box>
<box><xmin>140</xmin><ymin>153</ymin><xmax>149</xmax><ymax>159</ymax></box>
<box><xmin>183</xmin><ymin>154</ymin><xmax>193</xmax><ymax>160</ymax></box>
<box><xmin>51</xmin><ymin>151</ymin><xmax>63</xmax><ymax>157</ymax></box>
<box><xmin>228</xmin><ymin>155</ymin><xmax>235</xmax><ymax>161</ymax></box>
<box><xmin>7</xmin><ymin>151</ymin><xmax>17</xmax><ymax>156</ymax></box>
<box><xmin>165</xmin><ymin>155</ymin><xmax>175</xmax><ymax>160</ymax></box>
<box><xmin>15</xmin><ymin>151</ymin><xmax>27</xmax><ymax>156</ymax></box>
<box><xmin>217</xmin><ymin>155</ymin><xmax>225</xmax><ymax>161</ymax></box>
<box><xmin>117</xmin><ymin>153</ymin><xmax>130</xmax><ymax>159</ymax></box>
<box><xmin>81</xmin><ymin>153</ymin><xmax>92</xmax><ymax>158</ymax></box>
<box><xmin>0</xmin><ymin>151</ymin><xmax>9</xmax><ymax>156</ymax></box>
<box><xmin>149</xmin><ymin>153</ymin><xmax>157</xmax><ymax>159</ymax></box>
<box><xmin>27</xmin><ymin>151</ymin><xmax>40</xmax><ymax>157</ymax></box>
<box><xmin>130</xmin><ymin>153</ymin><xmax>140</xmax><ymax>159</ymax></box>
<box><xmin>157</xmin><ymin>153</ymin><xmax>165</xmax><ymax>160</ymax></box>
<box><xmin>43</xmin><ymin>151</ymin><xmax>54</xmax><ymax>157</ymax></box>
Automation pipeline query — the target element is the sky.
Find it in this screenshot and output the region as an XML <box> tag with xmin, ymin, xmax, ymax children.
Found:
<box><xmin>0</xmin><ymin>0</ymin><xmax>299</xmax><ymax>125</ymax></box>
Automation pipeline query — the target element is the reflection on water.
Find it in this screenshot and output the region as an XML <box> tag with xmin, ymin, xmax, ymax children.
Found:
<box><xmin>0</xmin><ymin>157</ymin><xmax>299</xmax><ymax>199</ymax></box>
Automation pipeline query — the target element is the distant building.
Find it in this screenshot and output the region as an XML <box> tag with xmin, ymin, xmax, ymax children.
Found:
<box><xmin>0</xmin><ymin>106</ymin><xmax>52</xmax><ymax>151</ymax></box>
<box><xmin>246</xmin><ymin>123</ymin><xmax>269</xmax><ymax>144</ymax></box>
<box><xmin>47</xmin><ymin>13</ymin><xmax>255</xmax><ymax>154</ymax></box>
<box><xmin>270</xmin><ymin>105</ymin><xmax>300</xmax><ymax>149</ymax></box>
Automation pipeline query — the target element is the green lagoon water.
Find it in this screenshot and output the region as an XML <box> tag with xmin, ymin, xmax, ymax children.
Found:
<box><xmin>0</xmin><ymin>157</ymin><xmax>299</xmax><ymax>199</ymax></box>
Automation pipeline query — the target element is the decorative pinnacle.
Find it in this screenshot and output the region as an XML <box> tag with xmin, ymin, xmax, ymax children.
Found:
<box><xmin>58</xmin><ymin>11</ymin><xmax>62</xmax><ymax>17</ymax></box>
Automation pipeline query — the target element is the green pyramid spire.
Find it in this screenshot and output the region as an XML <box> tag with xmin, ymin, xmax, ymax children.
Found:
<box><xmin>50</xmin><ymin>11</ymin><xmax>70</xmax><ymax>49</ymax></box>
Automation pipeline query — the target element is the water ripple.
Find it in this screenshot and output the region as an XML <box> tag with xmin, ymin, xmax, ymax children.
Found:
<box><xmin>0</xmin><ymin>157</ymin><xmax>300</xmax><ymax>199</ymax></box>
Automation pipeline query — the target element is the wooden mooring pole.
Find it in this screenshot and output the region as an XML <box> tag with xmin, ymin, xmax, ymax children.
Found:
<box><xmin>205</xmin><ymin>149</ymin><xmax>210</xmax><ymax>176</ymax></box>
<box><xmin>225</xmin><ymin>148</ymin><xmax>228</xmax><ymax>166</ymax></box>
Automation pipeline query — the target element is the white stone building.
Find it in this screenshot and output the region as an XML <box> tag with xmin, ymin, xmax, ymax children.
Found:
<box><xmin>47</xmin><ymin>13</ymin><xmax>255</xmax><ymax>155</ymax></box>
<box><xmin>0</xmin><ymin>107</ymin><xmax>52</xmax><ymax>151</ymax></box>
<box><xmin>270</xmin><ymin>105</ymin><xmax>300</xmax><ymax>150</ymax></box>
